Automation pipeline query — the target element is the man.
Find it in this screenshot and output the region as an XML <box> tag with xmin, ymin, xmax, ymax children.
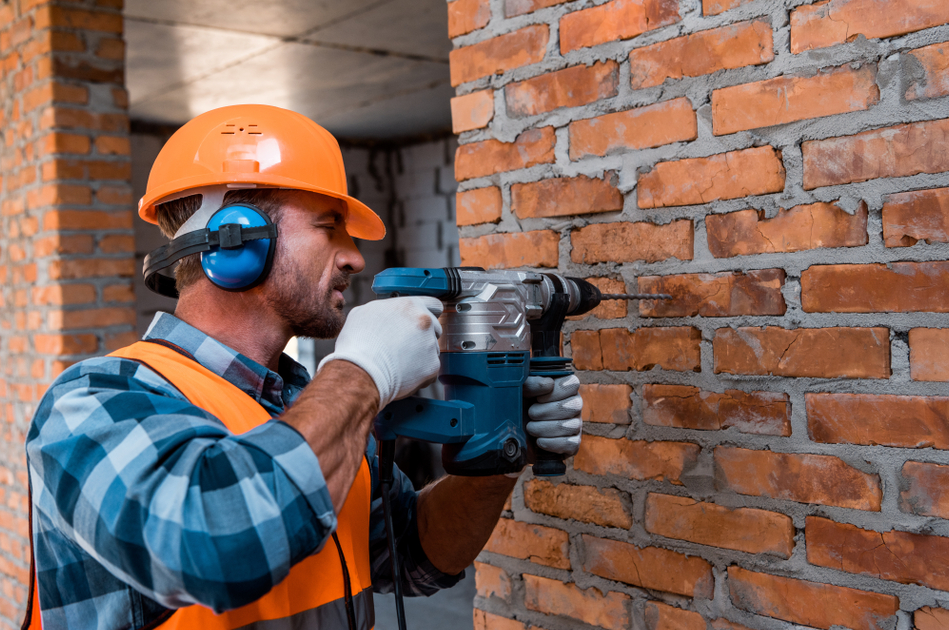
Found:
<box><xmin>24</xmin><ymin>104</ymin><xmax>583</xmax><ymax>629</ymax></box>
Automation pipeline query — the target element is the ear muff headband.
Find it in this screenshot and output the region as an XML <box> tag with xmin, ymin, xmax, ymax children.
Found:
<box><xmin>143</xmin><ymin>203</ymin><xmax>277</xmax><ymax>298</ymax></box>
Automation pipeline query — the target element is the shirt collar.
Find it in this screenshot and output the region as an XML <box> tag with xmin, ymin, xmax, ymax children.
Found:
<box><xmin>143</xmin><ymin>312</ymin><xmax>311</xmax><ymax>413</ymax></box>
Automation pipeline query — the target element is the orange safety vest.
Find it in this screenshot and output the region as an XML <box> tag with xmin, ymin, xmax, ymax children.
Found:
<box><xmin>24</xmin><ymin>341</ymin><xmax>374</xmax><ymax>630</ymax></box>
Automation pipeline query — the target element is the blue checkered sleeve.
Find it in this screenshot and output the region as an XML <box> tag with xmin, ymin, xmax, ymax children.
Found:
<box><xmin>27</xmin><ymin>356</ymin><xmax>337</xmax><ymax>614</ymax></box>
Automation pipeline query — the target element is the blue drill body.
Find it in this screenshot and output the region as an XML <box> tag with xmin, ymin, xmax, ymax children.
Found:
<box><xmin>372</xmin><ymin>267</ymin><xmax>593</xmax><ymax>477</ymax></box>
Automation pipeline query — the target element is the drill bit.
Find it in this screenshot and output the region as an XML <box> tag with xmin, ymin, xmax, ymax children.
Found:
<box><xmin>600</xmin><ymin>293</ymin><xmax>673</xmax><ymax>300</ymax></box>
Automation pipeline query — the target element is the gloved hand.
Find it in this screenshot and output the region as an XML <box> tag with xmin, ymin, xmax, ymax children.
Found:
<box><xmin>318</xmin><ymin>296</ymin><xmax>443</xmax><ymax>408</ymax></box>
<box><xmin>524</xmin><ymin>374</ymin><xmax>583</xmax><ymax>456</ymax></box>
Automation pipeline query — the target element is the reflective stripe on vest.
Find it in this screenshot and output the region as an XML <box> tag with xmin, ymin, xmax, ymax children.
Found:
<box><xmin>22</xmin><ymin>341</ymin><xmax>374</xmax><ymax>630</ymax></box>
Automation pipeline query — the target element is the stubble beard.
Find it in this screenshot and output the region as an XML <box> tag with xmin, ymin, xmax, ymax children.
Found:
<box><xmin>269</xmin><ymin>263</ymin><xmax>349</xmax><ymax>340</ymax></box>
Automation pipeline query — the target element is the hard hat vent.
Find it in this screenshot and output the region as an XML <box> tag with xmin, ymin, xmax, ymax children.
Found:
<box><xmin>220</xmin><ymin>124</ymin><xmax>262</xmax><ymax>136</ymax></box>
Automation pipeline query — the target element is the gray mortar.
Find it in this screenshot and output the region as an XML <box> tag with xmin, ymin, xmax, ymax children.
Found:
<box><xmin>453</xmin><ymin>0</ymin><xmax>949</xmax><ymax>628</ymax></box>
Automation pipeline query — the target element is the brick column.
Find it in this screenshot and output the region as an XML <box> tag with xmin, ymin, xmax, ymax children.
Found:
<box><xmin>0</xmin><ymin>0</ymin><xmax>133</xmax><ymax>624</ymax></box>
<box><xmin>448</xmin><ymin>0</ymin><xmax>949</xmax><ymax>629</ymax></box>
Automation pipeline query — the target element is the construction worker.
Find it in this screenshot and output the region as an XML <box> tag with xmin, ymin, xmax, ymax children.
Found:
<box><xmin>23</xmin><ymin>104</ymin><xmax>583</xmax><ymax>629</ymax></box>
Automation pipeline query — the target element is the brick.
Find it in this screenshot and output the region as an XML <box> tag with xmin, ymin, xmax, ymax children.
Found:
<box><xmin>88</xmin><ymin>160</ymin><xmax>131</xmax><ymax>181</ymax></box>
<box><xmin>98</xmin><ymin>234</ymin><xmax>134</xmax><ymax>254</ymax></box>
<box><xmin>707</xmin><ymin>202</ymin><xmax>868</xmax><ymax>257</ymax></box>
<box><xmin>95</xmin><ymin>37</ymin><xmax>125</xmax><ymax>60</ymax></box>
<box><xmin>474</xmin><ymin>562</ymin><xmax>510</xmax><ymax>601</ymax></box>
<box><xmin>645</xmin><ymin>602</ymin><xmax>706</xmax><ymax>630</ymax></box>
<box><xmin>95</xmin><ymin>136</ymin><xmax>130</xmax><ymax>156</ymax></box>
<box><xmin>455</xmin><ymin>127</ymin><xmax>555</xmax><ymax>181</ymax></box>
<box><xmin>643</xmin><ymin>384</ymin><xmax>790</xmax><ymax>436</ymax></box>
<box><xmin>639</xmin><ymin>269</ymin><xmax>786</xmax><ymax>317</ymax></box>
<box><xmin>802</xmin><ymin>262</ymin><xmax>949</xmax><ymax>313</ymax></box>
<box><xmin>48</xmin><ymin>258</ymin><xmax>135</xmax><ymax>280</ymax></box>
<box><xmin>791</xmin><ymin>0</ymin><xmax>949</xmax><ymax>53</ymax></box>
<box><xmin>910</xmin><ymin>328</ymin><xmax>949</xmax><ymax>381</ymax></box>
<box><xmin>33</xmin><ymin>333</ymin><xmax>97</xmax><ymax>355</ymax></box>
<box><xmin>808</xmin><ymin>516</ymin><xmax>949</xmax><ymax>591</ymax></box>
<box><xmin>902</xmin><ymin>462</ymin><xmax>949</xmax><ymax>519</ymax></box>
<box><xmin>906</xmin><ymin>42</ymin><xmax>949</xmax><ymax>101</ymax></box>
<box><xmin>703</xmin><ymin>0</ymin><xmax>754</xmax><ymax>15</ymax></box>
<box><xmin>646</xmin><ymin>493</ymin><xmax>794</xmax><ymax>557</ymax></box>
<box><xmin>570</xmin><ymin>220</ymin><xmax>693</xmax><ymax>264</ymax></box>
<box><xmin>43</xmin><ymin>209</ymin><xmax>132</xmax><ymax>230</ymax></box>
<box><xmin>583</xmin><ymin>534</ymin><xmax>713</xmax><ymax>597</ymax></box>
<box><xmin>568</xmin><ymin>277</ymin><xmax>627</xmax><ymax>320</ymax></box>
<box><xmin>52</xmin><ymin>307</ymin><xmax>135</xmax><ymax>330</ymax></box>
<box><xmin>451</xmin><ymin>90</ymin><xmax>494</xmax><ymax>134</ymax></box>
<box><xmin>483</xmin><ymin>518</ymin><xmax>569</xmax><ymax>569</ymax></box>
<box><xmin>505</xmin><ymin>0</ymin><xmax>567</xmax><ymax>17</ymax></box>
<box><xmin>459</xmin><ymin>230</ymin><xmax>559</xmax><ymax>268</ymax></box>
<box><xmin>716</xmin><ymin>447</ymin><xmax>882</xmax><ymax>510</ymax></box>
<box><xmin>456</xmin><ymin>187</ymin><xmax>501</xmax><ymax>226</ymax></box>
<box><xmin>96</xmin><ymin>185</ymin><xmax>132</xmax><ymax>205</ymax></box>
<box><xmin>572</xmin><ymin>327</ymin><xmax>701</xmax><ymax>373</ymax></box>
<box><xmin>506</xmin><ymin>61</ymin><xmax>618</xmax><ymax>117</ymax></box>
<box><xmin>105</xmin><ymin>330</ymin><xmax>139</xmax><ymax>352</ymax></box>
<box><xmin>714</xmin><ymin>326</ymin><xmax>889</xmax><ymax>379</ymax></box>
<box><xmin>32</xmin><ymin>285</ymin><xmax>95</xmax><ymax>306</ymax></box>
<box><xmin>524</xmin><ymin>575</ymin><xmax>629</xmax><ymax>630</ymax></box>
<box><xmin>524</xmin><ymin>479</ymin><xmax>631</xmax><ymax>529</ymax></box>
<box><xmin>729</xmin><ymin>567</ymin><xmax>898</xmax><ymax>630</ymax></box>
<box><xmin>882</xmin><ymin>187</ymin><xmax>949</xmax><ymax>247</ymax></box>
<box><xmin>23</xmin><ymin>82</ymin><xmax>88</xmax><ymax>112</ymax></box>
<box><xmin>28</xmin><ymin>183</ymin><xmax>92</xmax><ymax>208</ymax></box>
<box><xmin>639</xmin><ymin>146</ymin><xmax>785</xmax><ymax>209</ymax></box>
<box><xmin>512</xmin><ymin>175</ymin><xmax>622</xmax><ymax>219</ymax></box>
<box><xmin>630</xmin><ymin>20</ymin><xmax>773</xmax><ymax>90</ymax></box>
<box><xmin>578</xmin><ymin>384</ymin><xmax>631</xmax><ymax>424</ymax></box>
<box><xmin>560</xmin><ymin>0</ymin><xmax>681</xmax><ymax>54</ymax></box>
<box><xmin>574</xmin><ymin>434</ymin><xmax>699</xmax><ymax>484</ymax></box>
<box><xmin>448</xmin><ymin>0</ymin><xmax>490</xmax><ymax>38</ymax></box>
<box><xmin>807</xmin><ymin>392</ymin><xmax>949</xmax><ymax>449</ymax></box>
<box><xmin>472</xmin><ymin>610</ymin><xmax>526</xmax><ymax>630</ymax></box>
<box><xmin>713</xmin><ymin>65</ymin><xmax>879</xmax><ymax>135</ymax></box>
<box><xmin>916</xmin><ymin>607</ymin><xmax>949</xmax><ymax>630</ymax></box>
<box><xmin>449</xmin><ymin>25</ymin><xmax>548</xmax><ymax>86</ymax></box>
<box><xmin>40</xmin><ymin>6</ymin><xmax>123</xmax><ymax>33</ymax></box>
<box><xmin>41</xmin><ymin>132</ymin><xmax>90</xmax><ymax>155</ymax></box>
<box><xmin>569</xmin><ymin>97</ymin><xmax>697</xmax><ymax>159</ymax></box>
<box><xmin>33</xmin><ymin>234</ymin><xmax>94</xmax><ymax>257</ymax></box>
<box><xmin>804</xmin><ymin>118</ymin><xmax>949</xmax><ymax>189</ymax></box>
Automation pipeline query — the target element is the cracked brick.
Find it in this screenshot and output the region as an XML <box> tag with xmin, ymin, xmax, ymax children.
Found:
<box><xmin>882</xmin><ymin>187</ymin><xmax>949</xmax><ymax>247</ymax></box>
<box><xmin>639</xmin><ymin>269</ymin><xmax>786</xmax><ymax>317</ymax></box>
<box><xmin>707</xmin><ymin>202</ymin><xmax>868</xmax><ymax>257</ymax></box>
<box><xmin>728</xmin><ymin>567</ymin><xmax>898</xmax><ymax>630</ymax></box>
<box><xmin>574</xmin><ymin>434</ymin><xmax>699</xmax><ymax>484</ymax></box>
<box><xmin>645</xmin><ymin>493</ymin><xmax>794</xmax><ymax>557</ymax></box>
<box><xmin>807</xmin><ymin>516</ymin><xmax>949</xmax><ymax>591</ymax></box>
<box><xmin>807</xmin><ymin>392</ymin><xmax>949</xmax><ymax>449</ymax></box>
<box><xmin>583</xmin><ymin>534</ymin><xmax>713</xmax><ymax>597</ymax></box>
<box><xmin>483</xmin><ymin>518</ymin><xmax>570</xmax><ymax>569</ymax></box>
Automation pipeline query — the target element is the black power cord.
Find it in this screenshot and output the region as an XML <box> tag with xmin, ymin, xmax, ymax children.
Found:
<box><xmin>379</xmin><ymin>439</ymin><xmax>408</xmax><ymax>630</ymax></box>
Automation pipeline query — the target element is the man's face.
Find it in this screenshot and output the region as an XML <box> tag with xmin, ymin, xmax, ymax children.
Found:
<box><xmin>264</xmin><ymin>191</ymin><xmax>366</xmax><ymax>339</ymax></box>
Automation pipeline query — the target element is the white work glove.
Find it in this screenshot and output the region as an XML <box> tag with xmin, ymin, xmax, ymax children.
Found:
<box><xmin>524</xmin><ymin>374</ymin><xmax>583</xmax><ymax>455</ymax></box>
<box><xmin>318</xmin><ymin>296</ymin><xmax>443</xmax><ymax>408</ymax></box>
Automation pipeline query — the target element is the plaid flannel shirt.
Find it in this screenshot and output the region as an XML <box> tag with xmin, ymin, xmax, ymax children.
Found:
<box><xmin>26</xmin><ymin>312</ymin><xmax>461</xmax><ymax>629</ymax></box>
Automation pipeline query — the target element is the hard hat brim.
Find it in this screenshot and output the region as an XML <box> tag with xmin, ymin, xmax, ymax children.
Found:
<box><xmin>139</xmin><ymin>173</ymin><xmax>386</xmax><ymax>241</ymax></box>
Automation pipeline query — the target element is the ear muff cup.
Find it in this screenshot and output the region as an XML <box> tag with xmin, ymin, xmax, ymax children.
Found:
<box><xmin>201</xmin><ymin>203</ymin><xmax>276</xmax><ymax>291</ymax></box>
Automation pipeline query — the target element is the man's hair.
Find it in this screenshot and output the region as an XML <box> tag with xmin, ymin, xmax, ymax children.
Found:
<box><xmin>154</xmin><ymin>188</ymin><xmax>291</xmax><ymax>292</ymax></box>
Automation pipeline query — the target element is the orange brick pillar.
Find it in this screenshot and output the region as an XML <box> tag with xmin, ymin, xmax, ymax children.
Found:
<box><xmin>448</xmin><ymin>0</ymin><xmax>949</xmax><ymax>628</ymax></box>
<box><xmin>0</xmin><ymin>0</ymin><xmax>133</xmax><ymax>624</ymax></box>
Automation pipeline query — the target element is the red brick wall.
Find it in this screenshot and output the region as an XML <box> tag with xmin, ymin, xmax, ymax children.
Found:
<box><xmin>0</xmin><ymin>0</ymin><xmax>132</xmax><ymax>625</ymax></box>
<box><xmin>448</xmin><ymin>0</ymin><xmax>949</xmax><ymax>628</ymax></box>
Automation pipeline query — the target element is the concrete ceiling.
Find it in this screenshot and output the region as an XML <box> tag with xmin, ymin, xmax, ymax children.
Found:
<box><xmin>124</xmin><ymin>0</ymin><xmax>454</xmax><ymax>140</ymax></box>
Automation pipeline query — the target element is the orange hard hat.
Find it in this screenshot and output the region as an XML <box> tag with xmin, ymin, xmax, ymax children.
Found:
<box><xmin>138</xmin><ymin>104</ymin><xmax>385</xmax><ymax>240</ymax></box>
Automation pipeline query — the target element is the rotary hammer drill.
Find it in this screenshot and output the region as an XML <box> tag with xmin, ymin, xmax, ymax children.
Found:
<box><xmin>371</xmin><ymin>266</ymin><xmax>671</xmax><ymax>477</ymax></box>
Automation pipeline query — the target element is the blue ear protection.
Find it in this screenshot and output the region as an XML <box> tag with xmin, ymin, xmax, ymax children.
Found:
<box><xmin>143</xmin><ymin>202</ymin><xmax>278</xmax><ymax>298</ymax></box>
<box><xmin>201</xmin><ymin>204</ymin><xmax>276</xmax><ymax>291</ymax></box>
